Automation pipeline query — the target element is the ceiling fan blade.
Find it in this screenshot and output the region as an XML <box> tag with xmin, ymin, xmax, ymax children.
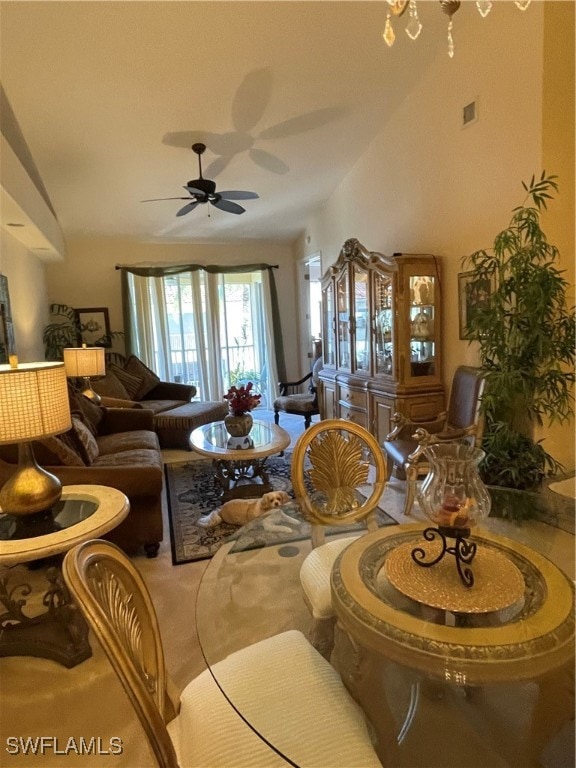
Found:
<box><xmin>219</xmin><ymin>191</ymin><xmax>259</xmax><ymax>201</ymax></box>
<box><xmin>142</xmin><ymin>197</ymin><xmax>192</xmax><ymax>202</ymax></box>
<box><xmin>183</xmin><ymin>185</ymin><xmax>204</xmax><ymax>196</ymax></box>
<box><xmin>211</xmin><ymin>199</ymin><xmax>246</xmax><ymax>215</ymax></box>
<box><xmin>176</xmin><ymin>201</ymin><xmax>200</xmax><ymax>217</ymax></box>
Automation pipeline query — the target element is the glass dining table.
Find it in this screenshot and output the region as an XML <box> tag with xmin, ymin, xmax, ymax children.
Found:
<box><xmin>195</xmin><ymin>509</ymin><xmax>575</xmax><ymax>767</ymax></box>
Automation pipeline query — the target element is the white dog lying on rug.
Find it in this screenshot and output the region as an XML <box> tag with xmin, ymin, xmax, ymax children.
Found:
<box><xmin>198</xmin><ymin>490</ymin><xmax>295</xmax><ymax>532</ymax></box>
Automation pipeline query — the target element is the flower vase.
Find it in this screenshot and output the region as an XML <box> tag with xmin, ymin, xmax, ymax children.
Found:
<box><xmin>224</xmin><ymin>412</ymin><xmax>253</xmax><ymax>438</ymax></box>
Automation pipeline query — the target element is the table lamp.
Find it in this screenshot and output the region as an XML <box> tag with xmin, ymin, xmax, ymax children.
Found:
<box><xmin>0</xmin><ymin>360</ymin><xmax>71</xmax><ymax>517</ymax></box>
<box><xmin>63</xmin><ymin>344</ymin><xmax>106</xmax><ymax>404</ymax></box>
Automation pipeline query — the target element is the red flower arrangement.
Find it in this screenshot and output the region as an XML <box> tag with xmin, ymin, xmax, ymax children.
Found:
<box><xmin>223</xmin><ymin>382</ymin><xmax>261</xmax><ymax>415</ymax></box>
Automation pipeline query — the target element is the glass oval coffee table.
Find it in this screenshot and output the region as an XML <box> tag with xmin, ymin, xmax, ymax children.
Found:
<box><xmin>190</xmin><ymin>419</ymin><xmax>290</xmax><ymax>501</ymax></box>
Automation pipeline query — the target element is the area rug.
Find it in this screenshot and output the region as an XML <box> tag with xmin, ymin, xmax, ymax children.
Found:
<box><xmin>165</xmin><ymin>455</ymin><xmax>397</xmax><ymax>565</ymax></box>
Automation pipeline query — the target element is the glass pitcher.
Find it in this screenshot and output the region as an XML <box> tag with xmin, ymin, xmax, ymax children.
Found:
<box><xmin>417</xmin><ymin>442</ymin><xmax>491</xmax><ymax>533</ymax></box>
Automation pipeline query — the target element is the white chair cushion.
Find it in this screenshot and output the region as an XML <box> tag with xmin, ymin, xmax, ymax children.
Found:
<box><xmin>300</xmin><ymin>536</ymin><xmax>359</xmax><ymax>619</ymax></box>
<box><xmin>168</xmin><ymin>629</ymin><xmax>381</xmax><ymax>768</ymax></box>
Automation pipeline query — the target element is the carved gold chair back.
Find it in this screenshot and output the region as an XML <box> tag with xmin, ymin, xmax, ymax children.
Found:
<box><xmin>291</xmin><ymin>419</ymin><xmax>387</xmax><ymax>548</ymax></box>
<box><xmin>62</xmin><ymin>539</ymin><xmax>179</xmax><ymax>768</ymax></box>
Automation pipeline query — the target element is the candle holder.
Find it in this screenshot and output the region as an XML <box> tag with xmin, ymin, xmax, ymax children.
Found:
<box><xmin>412</xmin><ymin>443</ymin><xmax>491</xmax><ymax>588</ymax></box>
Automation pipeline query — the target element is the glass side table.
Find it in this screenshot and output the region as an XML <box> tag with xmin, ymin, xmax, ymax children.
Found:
<box><xmin>0</xmin><ymin>485</ymin><xmax>129</xmax><ymax>667</ymax></box>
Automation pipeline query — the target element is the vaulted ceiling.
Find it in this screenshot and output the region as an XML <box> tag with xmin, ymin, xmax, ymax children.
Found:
<box><xmin>0</xmin><ymin>1</ymin><xmax>469</xmax><ymax>244</ymax></box>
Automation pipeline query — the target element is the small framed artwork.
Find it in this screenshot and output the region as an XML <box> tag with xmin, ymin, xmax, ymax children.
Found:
<box><xmin>75</xmin><ymin>307</ymin><xmax>111</xmax><ymax>347</ymax></box>
<box><xmin>458</xmin><ymin>272</ymin><xmax>493</xmax><ymax>340</ymax></box>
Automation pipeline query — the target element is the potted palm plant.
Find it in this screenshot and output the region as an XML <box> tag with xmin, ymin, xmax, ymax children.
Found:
<box><xmin>462</xmin><ymin>172</ymin><xmax>575</xmax><ymax>515</ymax></box>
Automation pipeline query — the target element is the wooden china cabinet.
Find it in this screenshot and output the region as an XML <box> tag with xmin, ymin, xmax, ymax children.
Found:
<box><xmin>318</xmin><ymin>238</ymin><xmax>444</xmax><ymax>444</ymax></box>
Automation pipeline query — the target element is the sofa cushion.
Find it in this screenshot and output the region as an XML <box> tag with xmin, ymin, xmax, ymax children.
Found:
<box><xmin>135</xmin><ymin>399</ymin><xmax>187</xmax><ymax>415</ymax></box>
<box><xmin>92</xmin><ymin>372</ymin><xmax>130</xmax><ymax>400</ymax></box>
<box><xmin>39</xmin><ymin>431</ymin><xmax>87</xmax><ymax>467</ymax></box>
<box><xmin>72</xmin><ymin>417</ymin><xmax>100</xmax><ymax>464</ymax></box>
<box><xmin>154</xmin><ymin>400</ymin><xmax>229</xmax><ymax>449</ymax></box>
<box><xmin>108</xmin><ymin>363</ymin><xmax>144</xmax><ymax>400</ymax></box>
<box><xmin>68</xmin><ymin>387</ymin><xmax>106</xmax><ymax>436</ymax></box>
<box><xmin>98</xmin><ymin>396</ymin><xmax>143</xmax><ymax>409</ymax></box>
<box><xmin>96</xmin><ymin>429</ymin><xmax>160</xmax><ymax>456</ymax></box>
<box><xmin>91</xmin><ymin>448</ymin><xmax>162</xmax><ymax>470</ymax></box>
<box><xmin>123</xmin><ymin>355</ymin><xmax>161</xmax><ymax>399</ymax></box>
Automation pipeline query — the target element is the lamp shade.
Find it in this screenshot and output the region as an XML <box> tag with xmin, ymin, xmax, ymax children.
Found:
<box><xmin>63</xmin><ymin>346</ymin><xmax>106</xmax><ymax>378</ymax></box>
<box><xmin>0</xmin><ymin>362</ymin><xmax>71</xmax><ymax>444</ymax></box>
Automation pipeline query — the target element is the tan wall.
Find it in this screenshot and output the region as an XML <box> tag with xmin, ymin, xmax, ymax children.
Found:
<box><xmin>535</xmin><ymin>0</ymin><xmax>575</xmax><ymax>470</ymax></box>
<box><xmin>44</xmin><ymin>237</ymin><xmax>299</xmax><ymax>376</ymax></box>
<box><xmin>297</xmin><ymin>2</ymin><xmax>575</xmax><ymax>471</ymax></box>
<box><xmin>0</xmin><ymin>229</ymin><xmax>49</xmax><ymax>361</ymax></box>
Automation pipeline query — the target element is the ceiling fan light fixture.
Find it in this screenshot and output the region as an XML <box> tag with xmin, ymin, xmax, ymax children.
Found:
<box><xmin>185</xmin><ymin>178</ymin><xmax>216</xmax><ymax>196</ymax></box>
<box><xmin>142</xmin><ymin>142</ymin><xmax>258</xmax><ymax>217</ymax></box>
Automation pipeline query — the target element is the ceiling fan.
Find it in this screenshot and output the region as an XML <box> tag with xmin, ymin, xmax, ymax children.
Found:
<box><xmin>142</xmin><ymin>143</ymin><xmax>259</xmax><ymax>216</ymax></box>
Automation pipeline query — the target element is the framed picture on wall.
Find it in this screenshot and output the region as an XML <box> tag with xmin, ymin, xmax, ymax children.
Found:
<box><xmin>0</xmin><ymin>274</ymin><xmax>16</xmax><ymax>364</ymax></box>
<box><xmin>75</xmin><ymin>307</ymin><xmax>111</xmax><ymax>347</ymax></box>
<box><xmin>458</xmin><ymin>271</ymin><xmax>493</xmax><ymax>340</ymax></box>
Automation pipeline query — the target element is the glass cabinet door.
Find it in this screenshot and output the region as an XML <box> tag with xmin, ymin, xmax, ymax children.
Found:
<box><xmin>353</xmin><ymin>265</ymin><xmax>369</xmax><ymax>373</ymax></box>
<box><xmin>409</xmin><ymin>275</ymin><xmax>436</xmax><ymax>377</ymax></box>
<box><xmin>322</xmin><ymin>282</ymin><xmax>335</xmax><ymax>367</ymax></box>
<box><xmin>336</xmin><ymin>270</ymin><xmax>350</xmax><ymax>369</ymax></box>
<box><xmin>374</xmin><ymin>272</ymin><xmax>394</xmax><ymax>376</ymax></box>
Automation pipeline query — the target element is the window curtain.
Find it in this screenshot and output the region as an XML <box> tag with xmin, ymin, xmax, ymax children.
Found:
<box><xmin>118</xmin><ymin>263</ymin><xmax>285</xmax><ymax>403</ymax></box>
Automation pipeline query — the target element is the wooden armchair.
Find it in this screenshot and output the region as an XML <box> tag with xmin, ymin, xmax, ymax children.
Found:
<box><xmin>273</xmin><ymin>356</ymin><xmax>323</xmax><ymax>429</ymax></box>
<box><xmin>383</xmin><ymin>366</ymin><xmax>485</xmax><ymax>517</ymax></box>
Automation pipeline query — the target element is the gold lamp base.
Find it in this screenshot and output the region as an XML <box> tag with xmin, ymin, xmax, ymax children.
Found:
<box><xmin>0</xmin><ymin>443</ymin><xmax>62</xmax><ymax>517</ymax></box>
<box><xmin>80</xmin><ymin>377</ymin><xmax>101</xmax><ymax>405</ymax></box>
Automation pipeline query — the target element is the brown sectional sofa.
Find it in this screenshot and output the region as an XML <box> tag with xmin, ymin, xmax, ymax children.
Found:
<box><xmin>0</xmin><ymin>406</ymin><xmax>164</xmax><ymax>558</ymax></box>
<box><xmin>92</xmin><ymin>356</ymin><xmax>228</xmax><ymax>449</ymax></box>
<box><xmin>0</xmin><ymin>356</ymin><xmax>229</xmax><ymax>558</ymax></box>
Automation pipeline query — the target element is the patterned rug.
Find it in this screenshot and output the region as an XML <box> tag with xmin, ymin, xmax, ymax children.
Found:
<box><xmin>165</xmin><ymin>454</ymin><xmax>397</xmax><ymax>565</ymax></box>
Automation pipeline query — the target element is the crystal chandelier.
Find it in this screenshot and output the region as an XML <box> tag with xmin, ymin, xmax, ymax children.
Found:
<box><xmin>383</xmin><ymin>0</ymin><xmax>532</xmax><ymax>58</ymax></box>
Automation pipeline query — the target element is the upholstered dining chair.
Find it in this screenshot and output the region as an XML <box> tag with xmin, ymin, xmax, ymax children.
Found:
<box><xmin>382</xmin><ymin>366</ymin><xmax>485</xmax><ymax>517</ymax></box>
<box><xmin>291</xmin><ymin>419</ymin><xmax>387</xmax><ymax>659</ymax></box>
<box><xmin>273</xmin><ymin>356</ymin><xmax>323</xmax><ymax>429</ymax></box>
<box><xmin>62</xmin><ymin>539</ymin><xmax>381</xmax><ymax>768</ymax></box>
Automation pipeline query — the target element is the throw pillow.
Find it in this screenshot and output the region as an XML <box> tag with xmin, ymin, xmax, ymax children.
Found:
<box><xmin>72</xmin><ymin>417</ymin><xmax>100</xmax><ymax>464</ymax></box>
<box><xmin>108</xmin><ymin>363</ymin><xmax>143</xmax><ymax>400</ymax></box>
<box><xmin>68</xmin><ymin>385</ymin><xmax>105</xmax><ymax>436</ymax></box>
<box><xmin>123</xmin><ymin>355</ymin><xmax>161</xmax><ymax>399</ymax></box>
<box><xmin>39</xmin><ymin>432</ymin><xmax>86</xmax><ymax>467</ymax></box>
<box><xmin>91</xmin><ymin>372</ymin><xmax>130</xmax><ymax>400</ymax></box>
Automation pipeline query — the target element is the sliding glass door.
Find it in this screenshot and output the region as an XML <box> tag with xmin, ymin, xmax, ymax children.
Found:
<box><xmin>126</xmin><ymin>269</ymin><xmax>276</xmax><ymax>406</ymax></box>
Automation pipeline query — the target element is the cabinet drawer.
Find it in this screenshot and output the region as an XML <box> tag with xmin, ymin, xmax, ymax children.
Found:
<box><xmin>338</xmin><ymin>405</ymin><xmax>368</xmax><ymax>428</ymax></box>
<box><xmin>407</xmin><ymin>395</ymin><xmax>444</xmax><ymax>422</ymax></box>
<box><xmin>338</xmin><ymin>386</ymin><xmax>367</xmax><ymax>410</ymax></box>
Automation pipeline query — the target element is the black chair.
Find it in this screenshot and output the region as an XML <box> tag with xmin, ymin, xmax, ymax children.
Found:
<box><xmin>273</xmin><ymin>357</ymin><xmax>323</xmax><ymax>429</ymax></box>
